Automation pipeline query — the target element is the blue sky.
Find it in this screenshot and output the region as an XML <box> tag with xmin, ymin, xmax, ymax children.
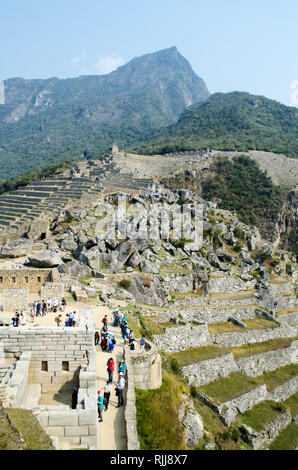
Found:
<box><xmin>0</xmin><ymin>0</ymin><xmax>297</xmax><ymax>105</ymax></box>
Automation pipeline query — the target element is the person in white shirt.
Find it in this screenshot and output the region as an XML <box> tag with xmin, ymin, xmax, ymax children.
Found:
<box><xmin>103</xmin><ymin>381</ymin><xmax>112</xmax><ymax>410</ymax></box>
<box><xmin>116</xmin><ymin>372</ymin><xmax>125</xmax><ymax>408</ymax></box>
<box><xmin>47</xmin><ymin>298</ymin><xmax>52</xmax><ymax>311</ymax></box>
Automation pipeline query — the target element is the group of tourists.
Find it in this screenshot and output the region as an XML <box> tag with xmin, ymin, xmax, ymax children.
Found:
<box><xmin>97</xmin><ymin>357</ymin><xmax>127</xmax><ymax>422</ymax></box>
<box><xmin>11</xmin><ymin>310</ymin><xmax>26</xmax><ymax>326</ymax></box>
<box><xmin>55</xmin><ymin>310</ymin><xmax>77</xmax><ymax>327</ymax></box>
<box><xmin>11</xmin><ymin>260</ymin><xmax>25</xmax><ymax>269</ymax></box>
<box><xmin>32</xmin><ymin>297</ymin><xmax>67</xmax><ymax>317</ymax></box>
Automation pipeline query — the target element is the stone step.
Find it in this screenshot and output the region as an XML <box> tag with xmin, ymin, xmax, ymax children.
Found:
<box><xmin>21</xmin><ymin>383</ymin><xmax>42</xmax><ymax>408</ymax></box>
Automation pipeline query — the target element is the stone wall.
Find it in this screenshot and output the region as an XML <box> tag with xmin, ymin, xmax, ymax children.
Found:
<box><xmin>0</xmin><ymin>309</ymin><xmax>94</xmax><ymax>388</ymax></box>
<box><xmin>123</xmin><ymin>346</ymin><xmax>140</xmax><ymax>450</ymax></box>
<box><xmin>129</xmin><ymin>339</ymin><xmax>162</xmax><ymax>390</ymax></box>
<box><xmin>0</xmin><ymin>268</ymin><xmax>57</xmax><ymax>293</ymax></box>
<box><xmin>267</xmin><ymin>376</ymin><xmax>298</xmax><ymax>402</ymax></box>
<box><xmin>222</xmin><ymin>384</ymin><xmax>268</xmax><ymax>415</ymax></box>
<box><xmin>208</xmin><ymin>276</ymin><xmax>254</xmax><ymax>294</ymax></box>
<box><xmin>212</xmin><ymin>324</ymin><xmax>298</xmax><ymax>348</ymax></box>
<box><xmin>235</xmin><ymin>345</ymin><xmax>296</xmax><ymax>377</ymax></box>
<box><xmin>153</xmin><ymin>323</ymin><xmax>211</xmax><ymax>352</ymax></box>
<box><xmin>33</xmin><ymin>354</ymin><xmax>98</xmax><ymax>449</ymax></box>
<box><xmin>2</xmin><ymin>288</ymin><xmax>29</xmax><ymax>311</ymax></box>
<box><xmin>40</xmin><ymin>282</ymin><xmax>65</xmax><ymax>300</ymax></box>
<box><xmin>0</xmin><ymin>351</ymin><xmax>31</xmax><ymax>407</ymax></box>
<box><xmin>182</xmin><ymin>353</ymin><xmax>239</xmax><ymax>386</ymax></box>
<box><xmin>0</xmin><ymin>309</ymin><xmax>98</xmax><ymax>449</ymax></box>
<box><xmin>241</xmin><ymin>409</ymin><xmax>292</xmax><ymax>450</ymax></box>
<box><xmin>182</xmin><ymin>344</ymin><xmax>297</xmax><ymax>387</ymax></box>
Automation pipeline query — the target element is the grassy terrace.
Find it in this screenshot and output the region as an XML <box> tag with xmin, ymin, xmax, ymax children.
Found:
<box><xmin>135</xmin><ymin>364</ymin><xmax>249</xmax><ymax>451</ymax></box>
<box><xmin>269</xmin><ymin>422</ymin><xmax>298</xmax><ymax>450</ymax></box>
<box><xmin>197</xmin><ymin>364</ymin><xmax>298</xmax><ymax>403</ymax></box>
<box><xmin>209</xmin><ymin>290</ymin><xmax>256</xmax><ymax>301</ymax></box>
<box><xmin>276</xmin><ymin>307</ymin><xmax>298</xmax><ymax>317</ymax></box>
<box><xmin>163</xmin><ymin>338</ymin><xmax>297</xmax><ymax>368</ymax></box>
<box><xmin>239</xmin><ymin>393</ymin><xmax>298</xmax><ymax>450</ymax></box>
<box><xmin>238</xmin><ymin>400</ymin><xmax>286</xmax><ymax>432</ymax></box>
<box><xmin>2</xmin><ymin>408</ymin><xmax>55</xmax><ymax>450</ymax></box>
<box><xmin>208</xmin><ymin>318</ymin><xmax>278</xmax><ymax>335</ymax></box>
<box><xmin>135</xmin><ymin>370</ymin><xmax>188</xmax><ymax>450</ymax></box>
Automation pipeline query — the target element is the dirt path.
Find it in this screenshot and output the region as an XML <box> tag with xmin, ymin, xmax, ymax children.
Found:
<box><xmin>95</xmin><ymin>303</ymin><xmax>127</xmax><ymax>450</ymax></box>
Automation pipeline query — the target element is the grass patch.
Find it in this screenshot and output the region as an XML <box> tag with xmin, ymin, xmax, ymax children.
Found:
<box><xmin>208</xmin><ymin>318</ymin><xmax>278</xmax><ymax>335</ymax></box>
<box><xmin>228</xmin><ymin>337</ymin><xmax>296</xmax><ymax>359</ymax></box>
<box><xmin>0</xmin><ymin>407</ymin><xmax>25</xmax><ymax>450</ymax></box>
<box><xmin>209</xmin><ymin>290</ymin><xmax>256</xmax><ymax>301</ymax></box>
<box><xmin>244</xmin><ymin>318</ymin><xmax>279</xmax><ymax>330</ymax></box>
<box><xmin>283</xmin><ymin>392</ymin><xmax>298</xmax><ymax>418</ymax></box>
<box><xmin>269</xmin><ymin>422</ymin><xmax>298</xmax><ymax>450</ymax></box>
<box><xmin>140</xmin><ymin>317</ymin><xmax>178</xmax><ymax>335</ymax></box>
<box><xmin>208</xmin><ymin>322</ymin><xmax>244</xmax><ymax>334</ymax></box>
<box><xmin>239</xmin><ymin>400</ymin><xmax>284</xmax><ymax>432</ymax></box>
<box><xmin>198</xmin><ymin>372</ymin><xmax>262</xmax><ymax>403</ymax></box>
<box><xmin>5</xmin><ymin>408</ymin><xmax>55</xmax><ymax>450</ymax></box>
<box><xmin>135</xmin><ymin>370</ymin><xmax>187</xmax><ymax>450</ymax></box>
<box><xmin>78</xmin><ymin>275</ymin><xmax>93</xmax><ymax>286</ymax></box>
<box><xmin>260</xmin><ymin>364</ymin><xmax>298</xmax><ymax>392</ymax></box>
<box><xmin>168</xmin><ymin>345</ymin><xmax>228</xmax><ymax>367</ymax></box>
<box><xmin>276</xmin><ymin>307</ymin><xmax>298</xmax><ymax>317</ymax></box>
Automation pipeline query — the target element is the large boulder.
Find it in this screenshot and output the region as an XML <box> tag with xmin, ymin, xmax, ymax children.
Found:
<box><xmin>178</xmin><ymin>397</ymin><xmax>204</xmax><ymax>448</ymax></box>
<box><xmin>129</xmin><ymin>274</ymin><xmax>168</xmax><ymax>307</ymax></box>
<box><xmin>28</xmin><ymin>251</ymin><xmax>63</xmax><ymax>267</ymax></box>
<box><xmin>0</xmin><ymin>238</ymin><xmax>33</xmax><ymax>258</ymax></box>
<box><xmin>58</xmin><ymin>260</ymin><xmax>92</xmax><ymax>278</ymax></box>
<box><xmin>108</xmin><ymin>240</ymin><xmax>137</xmax><ymax>271</ymax></box>
<box><xmin>79</xmin><ymin>247</ymin><xmax>102</xmax><ymax>270</ymax></box>
<box><xmin>60</xmin><ymin>237</ymin><xmax>78</xmax><ymax>252</ymax></box>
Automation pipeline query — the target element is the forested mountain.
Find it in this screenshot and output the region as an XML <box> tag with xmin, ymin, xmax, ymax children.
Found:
<box><xmin>0</xmin><ymin>47</ymin><xmax>209</xmax><ymax>180</ymax></box>
<box><xmin>131</xmin><ymin>92</ymin><xmax>298</xmax><ymax>157</ymax></box>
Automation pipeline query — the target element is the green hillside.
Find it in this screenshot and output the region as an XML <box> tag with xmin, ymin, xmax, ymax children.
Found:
<box><xmin>131</xmin><ymin>92</ymin><xmax>298</xmax><ymax>157</ymax></box>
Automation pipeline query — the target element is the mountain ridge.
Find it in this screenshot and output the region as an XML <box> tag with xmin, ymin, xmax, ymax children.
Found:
<box><xmin>131</xmin><ymin>91</ymin><xmax>298</xmax><ymax>158</ymax></box>
<box><xmin>0</xmin><ymin>47</ymin><xmax>210</xmax><ymax>180</ymax></box>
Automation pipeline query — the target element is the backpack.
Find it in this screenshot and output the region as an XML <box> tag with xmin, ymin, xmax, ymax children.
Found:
<box><xmin>55</xmin><ymin>316</ymin><xmax>58</xmax><ymax>323</ymax></box>
<box><xmin>130</xmin><ymin>342</ymin><xmax>135</xmax><ymax>350</ymax></box>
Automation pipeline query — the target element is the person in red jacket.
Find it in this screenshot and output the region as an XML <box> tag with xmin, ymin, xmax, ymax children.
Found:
<box><xmin>107</xmin><ymin>357</ymin><xmax>115</xmax><ymax>383</ymax></box>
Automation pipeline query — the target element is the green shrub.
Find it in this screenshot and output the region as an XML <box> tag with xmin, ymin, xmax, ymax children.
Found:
<box><xmin>118</xmin><ymin>279</ymin><xmax>131</xmax><ymax>290</ymax></box>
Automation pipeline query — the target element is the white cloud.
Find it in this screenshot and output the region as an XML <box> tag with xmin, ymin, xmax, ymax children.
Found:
<box><xmin>94</xmin><ymin>54</ymin><xmax>125</xmax><ymax>75</ymax></box>
<box><xmin>80</xmin><ymin>66</ymin><xmax>89</xmax><ymax>76</ymax></box>
<box><xmin>71</xmin><ymin>50</ymin><xmax>86</xmax><ymax>64</ymax></box>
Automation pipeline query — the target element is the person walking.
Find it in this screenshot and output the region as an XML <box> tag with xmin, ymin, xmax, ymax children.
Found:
<box><xmin>103</xmin><ymin>381</ymin><xmax>112</xmax><ymax>411</ymax></box>
<box><xmin>107</xmin><ymin>358</ymin><xmax>115</xmax><ymax>383</ymax></box>
<box><xmin>116</xmin><ymin>372</ymin><xmax>125</xmax><ymax>408</ymax></box>
<box><xmin>71</xmin><ymin>387</ymin><xmax>78</xmax><ymax>409</ymax></box>
<box><xmin>36</xmin><ymin>300</ymin><xmax>41</xmax><ymax>317</ymax></box>
<box><xmin>30</xmin><ymin>308</ymin><xmax>35</xmax><ymax>323</ymax></box>
<box><xmin>61</xmin><ymin>297</ymin><xmax>66</xmax><ymax>312</ymax></box>
<box><xmin>118</xmin><ymin>359</ymin><xmax>127</xmax><ymax>377</ymax></box>
<box><xmin>94</xmin><ymin>331</ymin><xmax>100</xmax><ymax>345</ymax></box>
<box><xmin>107</xmin><ymin>337</ymin><xmax>115</xmax><ymax>354</ymax></box>
<box><xmin>41</xmin><ymin>300</ymin><xmax>47</xmax><ymax>316</ymax></box>
<box><xmin>140</xmin><ymin>335</ymin><xmax>146</xmax><ymax>352</ymax></box>
<box><xmin>97</xmin><ymin>390</ymin><xmax>104</xmax><ymax>422</ymax></box>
